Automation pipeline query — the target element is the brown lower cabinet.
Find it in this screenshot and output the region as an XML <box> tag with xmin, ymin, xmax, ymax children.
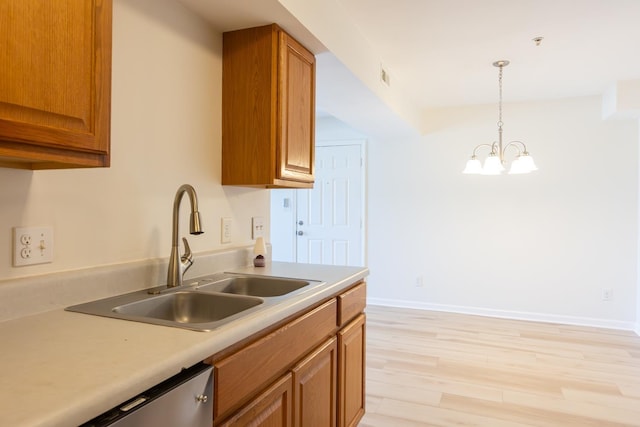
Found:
<box><xmin>210</xmin><ymin>281</ymin><xmax>366</xmax><ymax>427</ymax></box>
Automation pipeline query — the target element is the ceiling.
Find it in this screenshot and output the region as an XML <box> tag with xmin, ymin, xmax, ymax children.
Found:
<box><xmin>337</xmin><ymin>0</ymin><xmax>640</xmax><ymax>108</ymax></box>
<box><xmin>178</xmin><ymin>0</ymin><xmax>640</xmax><ymax>135</ymax></box>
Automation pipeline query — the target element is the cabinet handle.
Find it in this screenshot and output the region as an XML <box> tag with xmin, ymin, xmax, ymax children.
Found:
<box><xmin>196</xmin><ymin>394</ymin><xmax>208</xmax><ymax>403</ymax></box>
<box><xmin>298</xmin><ymin>220</ymin><xmax>304</xmax><ymax>226</ymax></box>
<box><xmin>297</xmin><ymin>231</ymin><xmax>304</xmax><ymax>236</ymax></box>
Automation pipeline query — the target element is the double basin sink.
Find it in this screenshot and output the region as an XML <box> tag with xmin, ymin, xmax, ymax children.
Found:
<box><xmin>66</xmin><ymin>274</ymin><xmax>324</xmax><ymax>331</ymax></box>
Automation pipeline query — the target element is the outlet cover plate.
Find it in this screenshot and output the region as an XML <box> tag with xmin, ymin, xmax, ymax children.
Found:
<box><xmin>221</xmin><ymin>218</ymin><xmax>232</xmax><ymax>244</ymax></box>
<box><xmin>13</xmin><ymin>226</ymin><xmax>54</xmax><ymax>267</ymax></box>
<box><xmin>252</xmin><ymin>217</ymin><xmax>265</xmax><ymax>239</ymax></box>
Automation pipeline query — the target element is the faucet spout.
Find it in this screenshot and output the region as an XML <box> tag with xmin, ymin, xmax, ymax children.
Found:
<box><xmin>167</xmin><ymin>184</ymin><xmax>203</xmax><ymax>288</ymax></box>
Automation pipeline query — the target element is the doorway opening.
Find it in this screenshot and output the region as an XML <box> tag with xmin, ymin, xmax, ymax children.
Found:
<box><xmin>270</xmin><ymin>140</ymin><xmax>366</xmax><ymax>266</ymax></box>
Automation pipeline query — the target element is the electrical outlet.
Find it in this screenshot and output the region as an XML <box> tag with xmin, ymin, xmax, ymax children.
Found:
<box><xmin>252</xmin><ymin>217</ymin><xmax>265</xmax><ymax>239</ymax></box>
<box><xmin>21</xmin><ymin>247</ymin><xmax>32</xmax><ymax>259</ymax></box>
<box><xmin>13</xmin><ymin>226</ymin><xmax>54</xmax><ymax>267</ymax></box>
<box><xmin>415</xmin><ymin>276</ymin><xmax>424</xmax><ymax>287</ymax></box>
<box><xmin>602</xmin><ymin>288</ymin><xmax>613</xmax><ymax>301</ymax></box>
<box><xmin>221</xmin><ymin>218</ymin><xmax>232</xmax><ymax>244</ymax></box>
<box><xmin>20</xmin><ymin>234</ymin><xmax>32</xmax><ymax>246</ymax></box>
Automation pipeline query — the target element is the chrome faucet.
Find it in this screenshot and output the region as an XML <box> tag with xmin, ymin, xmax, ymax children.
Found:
<box><xmin>166</xmin><ymin>184</ymin><xmax>203</xmax><ymax>288</ymax></box>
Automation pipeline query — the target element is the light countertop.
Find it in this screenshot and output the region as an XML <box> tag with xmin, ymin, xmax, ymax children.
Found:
<box><xmin>0</xmin><ymin>262</ymin><xmax>368</xmax><ymax>427</ymax></box>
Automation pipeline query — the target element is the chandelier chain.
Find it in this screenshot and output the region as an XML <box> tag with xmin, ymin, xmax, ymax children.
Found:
<box><xmin>498</xmin><ymin>64</ymin><xmax>503</xmax><ymax>129</ymax></box>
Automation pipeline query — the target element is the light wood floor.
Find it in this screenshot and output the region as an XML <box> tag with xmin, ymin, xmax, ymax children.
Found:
<box><xmin>359</xmin><ymin>305</ymin><xmax>640</xmax><ymax>427</ymax></box>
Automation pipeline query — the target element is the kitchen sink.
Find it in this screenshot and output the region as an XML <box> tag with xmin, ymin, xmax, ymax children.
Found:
<box><xmin>195</xmin><ymin>275</ymin><xmax>312</xmax><ymax>297</ymax></box>
<box><xmin>113</xmin><ymin>292</ymin><xmax>262</xmax><ymax>324</ymax></box>
<box><xmin>66</xmin><ymin>273</ymin><xmax>324</xmax><ymax>331</ymax></box>
<box><xmin>66</xmin><ymin>289</ymin><xmax>264</xmax><ymax>331</ymax></box>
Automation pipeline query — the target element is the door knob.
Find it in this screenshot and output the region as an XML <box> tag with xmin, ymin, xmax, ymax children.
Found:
<box><xmin>297</xmin><ymin>231</ymin><xmax>304</xmax><ymax>236</ymax></box>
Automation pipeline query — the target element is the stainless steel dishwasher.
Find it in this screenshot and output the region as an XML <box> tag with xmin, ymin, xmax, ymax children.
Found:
<box><xmin>81</xmin><ymin>363</ymin><xmax>213</xmax><ymax>427</ymax></box>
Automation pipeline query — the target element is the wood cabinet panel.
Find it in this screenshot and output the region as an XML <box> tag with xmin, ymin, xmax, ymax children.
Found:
<box><xmin>222</xmin><ymin>24</ymin><xmax>314</xmax><ymax>188</ymax></box>
<box><xmin>337</xmin><ymin>282</ymin><xmax>366</xmax><ymax>327</ymax></box>
<box><xmin>292</xmin><ymin>338</ymin><xmax>337</xmax><ymax>427</ymax></box>
<box><xmin>338</xmin><ymin>314</ymin><xmax>366</xmax><ymax>427</ymax></box>
<box><xmin>277</xmin><ymin>32</ymin><xmax>315</xmax><ymax>183</ymax></box>
<box><xmin>218</xmin><ymin>374</ymin><xmax>293</xmax><ymax>427</ymax></box>
<box><xmin>214</xmin><ymin>299</ymin><xmax>337</xmax><ymax>419</ymax></box>
<box><xmin>221</xmin><ymin>24</ymin><xmax>275</xmax><ymax>186</ymax></box>
<box><xmin>0</xmin><ymin>0</ymin><xmax>111</xmax><ymax>169</ymax></box>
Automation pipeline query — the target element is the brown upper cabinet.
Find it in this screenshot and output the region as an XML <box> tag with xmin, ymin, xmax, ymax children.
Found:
<box><xmin>0</xmin><ymin>0</ymin><xmax>112</xmax><ymax>170</ymax></box>
<box><xmin>222</xmin><ymin>24</ymin><xmax>315</xmax><ymax>188</ymax></box>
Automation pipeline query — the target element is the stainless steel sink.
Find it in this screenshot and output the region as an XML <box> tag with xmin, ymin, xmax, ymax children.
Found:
<box><xmin>113</xmin><ymin>292</ymin><xmax>262</xmax><ymax>324</ymax></box>
<box><xmin>66</xmin><ymin>273</ymin><xmax>324</xmax><ymax>331</ymax></box>
<box><xmin>67</xmin><ymin>289</ymin><xmax>264</xmax><ymax>332</ymax></box>
<box><xmin>195</xmin><ymin>275</ymin><xmax>312</xmax><ymax>297</ymax></box>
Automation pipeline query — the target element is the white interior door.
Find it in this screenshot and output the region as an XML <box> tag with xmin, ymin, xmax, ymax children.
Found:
<box><xmin>295</xmin><ymin>143</ymin><xmax>364</xmax><ymax>266</ymax></box>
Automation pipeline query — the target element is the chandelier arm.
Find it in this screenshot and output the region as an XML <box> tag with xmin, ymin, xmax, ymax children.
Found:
<box><xmin>503</xmin><ymin>140</ymin><xmax>529</xmax><ymax>155</ymax></box>
<box><xmin>471</xmin><ymin>143</ymin><xmax>494</xmax><ymax>157</ymax></box>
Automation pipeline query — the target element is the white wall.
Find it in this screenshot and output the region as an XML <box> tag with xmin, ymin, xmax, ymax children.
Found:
<box><xmin>0</xmin><ymin>0</ymin><xmax>269</xmax><ymax>281</ymax></box>
<box><xmin>367</xmin><ymin>96</ymin><xmax>639</xmax><ymax>329</ymax></box>
<box><xmin>316</xmin><ymin>115</ymin><xmax>367</xmax><ymax>141</ymax></box>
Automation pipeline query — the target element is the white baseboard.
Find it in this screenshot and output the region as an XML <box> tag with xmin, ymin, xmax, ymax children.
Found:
<box><xmin>368</xmin><ymin>297</ymin><xmax>636</xmax><ymax>331</ymax></box>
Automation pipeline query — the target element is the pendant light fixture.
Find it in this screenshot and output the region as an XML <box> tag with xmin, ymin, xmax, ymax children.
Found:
<box><xmin>463</xmin><ymin>60</ymin><xmax>537</xmax><ymax>175</ymax></box>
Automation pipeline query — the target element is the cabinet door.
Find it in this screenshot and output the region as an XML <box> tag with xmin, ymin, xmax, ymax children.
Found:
<box><xmin>276</xmin><ymin>31</ymin><xmax>315</xmax><ymax>184</ymax></box>
<box><xmin>292</xmin><ymin>337</ymin><xmax>337</xmax><ymax>427</ymax></box>
<box><xmin>338</xmin><ymin>314</ymin><xmax>366</xmax><ymax>427</ymax></box>
<box><xmin>218</xmin><ymin>374</ymin><xmax>293</xmax><ymax>427</ymax></box>
<box><xmin>0</xmin><ymin>0</ymin><xmax>111</xmax><ymax>169</ymax></box>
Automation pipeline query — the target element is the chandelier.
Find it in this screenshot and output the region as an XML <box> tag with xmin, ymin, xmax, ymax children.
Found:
<box><xmin>462</xmin><ymin>60</ymin><xmax>538</xmax><ymax>175</ymax></box>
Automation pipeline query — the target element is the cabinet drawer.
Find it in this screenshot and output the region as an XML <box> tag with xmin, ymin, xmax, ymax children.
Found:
<box><xmin>337</xmin><ymin>282</ymin><xmax>366</xmax><ymax>327</ymax></box>
<box><xmin>214</xmin><ymin>298</ymin><xmax>337</xmax><ymax>419</ymax></box>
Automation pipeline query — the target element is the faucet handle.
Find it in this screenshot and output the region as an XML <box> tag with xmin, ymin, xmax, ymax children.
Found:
<box><xmin>181</xmin><ymin>237</ymin><xmax>194</xmax><ymax>268</ymax></box>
